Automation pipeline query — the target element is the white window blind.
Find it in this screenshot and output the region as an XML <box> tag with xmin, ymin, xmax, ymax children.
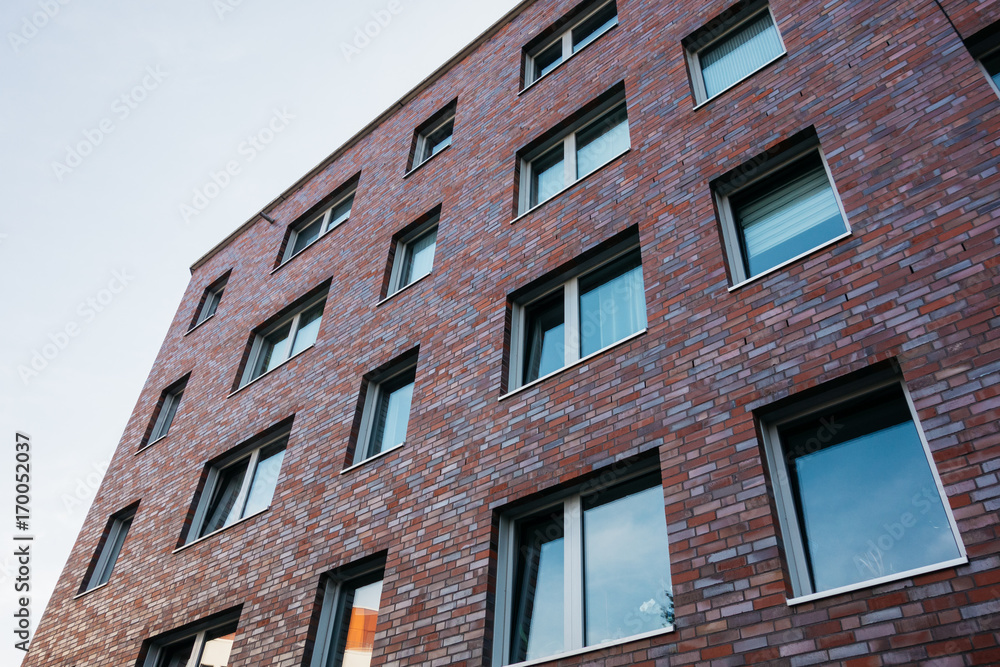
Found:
<box><xmin>701</xmin><ymin>12</ymin><xmax>782</xmax><ymax>98</ymax></box>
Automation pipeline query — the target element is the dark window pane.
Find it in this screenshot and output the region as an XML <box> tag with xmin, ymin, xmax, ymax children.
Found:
<box><xmin>419</xmin><ymin>120</ymin><xmax>454</xmax><ymax>164</ymax></box>
<box><xmin>399</xmin><ymin>228</ymin><xmax>437</xmax><ymax>289</ymax></box>
<box><xmin>781</xmin><ymin>388</ymin><xmax>962</xmax><ymax>593</ymax></box>
<box><xmin>530</xmin><ymin>145</ymin><xmax>565</xmax><ymax>208</ymax></box>
<box><xmin>156</xmin><ymin>638</ymin><xmax>195</xmax><ymax>667</ymax></box>
<box><xmin>255</xmin><ymin>322</ymin><xmax>293</xmax><ymax>378</ymax></box>
<box><xmin>532</xmin><ymin>41</ymin><xmax>563</xmax><ymax>81</ymax></box>
<box><xmin>511</xmin><ymin>512</ymin><xmax>565</xmax><ymax>663</ymax></box>
<box><xmin>579</xmin><ymin>251</ymin><xmax>646</xmax><ymax>357</ymax></box>
<box><xmin>701</xmin><ymin>12</ymin><xmax>782</xmax><ymax>98</ymax></box>
<box><xmin>290</xmin><ymin>214</ymin><xmax>325</xmax><ymax>257</ymax></box>
<box><xmin>242</xmin><ymin>445</ymin><xmax>285</xmax><ymax>518</ymax></box>
<box><xmin>202</xmin><ymin>460</ymin><xmax>249</xmax><ymax>536</ymax></box>
<box><xmin>94</xmin><ymin>516</ymin><xmax>132</xmax><ymax>587</ymax></box>
<box><xmin>572</xmin><ymin>2</ymin><xmax>617</xmax><ymax>53</ymax></box>
<box><xmin>368</xmin><ymin>372</ymin><xmax>415</xmax><ymax>458</ymax></box>
<box><xmin>575</xmin><ymin>106</ymin><xmax>629</xmax><ymax>179</ymax></box>
<box><xmin>327</xmin><ymin>194</ymin><xmax>354</xmax><ymax>230</ymax></box>
<box><xmin>290</xmin><ymin>303</ymin><xmax>324</xmax><ymax>357</ymax></box>
<box><xmin>523</xmin><ymin>291</ymin><xmax>565</xmax><ymax>384</ymax></box>
<box><xmin>152</xmin><ymin>389</ymin><xmax>182</xmax><ymax>442</ymax></box>
<box><xmin>327</xmin><ymin>578</ymin><xmax>384</xmax><ymax>667</ymax></box>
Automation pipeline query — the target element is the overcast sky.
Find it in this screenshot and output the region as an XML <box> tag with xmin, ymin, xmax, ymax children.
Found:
<box><xmin>0</xmin><ymin>1</ymin><xmax>519</xmax><ymax>663</ymax></box>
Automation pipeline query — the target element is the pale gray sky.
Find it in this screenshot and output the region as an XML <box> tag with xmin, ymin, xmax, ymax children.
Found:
<box><xmin>0</xmin><ymin>1</ymin><xmax>519</xmax><ymax>663</ymax></box>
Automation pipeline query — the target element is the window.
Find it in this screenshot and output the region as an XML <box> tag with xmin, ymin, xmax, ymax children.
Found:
<box><xmin>759</xmin><ymin>369</ymin><xmax>966</xmax><ymax>601</ymax></box>
<box><xmin>310</xmin><ymin>562</ymin><xmax>385</xmax><ymax>667</ymax></box>
<box><xmin>387</xmin><ymin>215</ymin><xmax>438</xmax><ymax>296</ymax></box>
<box><xmin>240</xmin><ymin>294</ymin><xmax>325</xmax><ymax>386</ymax></box>
<box><xmin>81</xmin><ymin>506</ymin><xmax>136</xmax><ymax>592</ymax></box>
<box><xmin>142</xmin><ymin>613</ymin><xmax>240</xmax><ymax>667</ymax></box>
<box><xmin>510</xmin><ymin>244</ymin><xmax>646</xmax><ymax>390</ymax></box>
<box><xmin>966</xmin><ymin>24</ymin><xmax>1000</xmax><ymax>97</ymax></box>
<box><xmin>983</xmin><ymin>50</ymin><xmax>1000</xmax><ymax>91</ymax></box>
<box><xmin>523</xmin><ymin>0</ymin><xmax>618</xmax><ymax>87</ymax></box>
<box><xmin>714</xmin><ymin>134</ymin><xmax>849</xmax><ymax>285</ymax></box>
<box><xmin>144</xmin><ymin>376</ymin><xmax>188</xmax><ymax>447</ymax></box>
<box><xmin>410</xmin><ymin>104</ymin><xmax>455</xmax><ymax>170</ymax></box>
<box><xmin>188</xmin><ymin>432</ymin><xmax>287</xmax><ymax>542</ymax></box>
<box><xmin>685</xmin><ymin>2</ymin><xmax>785</xmax><ymax>104</ymax></box>
<box><xmin>353</xmin><ymin>357</ymin><xmax>417</xmax><ymax>465</ymax></box>
<box><xmin>494</xmin><ymin>469</ymin><xmax>673</xmax><ymax>666</ymax></box>
<box><xmin>192</xmin><ymin>273</ymin><xmax>229</xmax><ymax>328</ymax></box>
<box><xmin>282</xmin><ymin>185</ymin><xmax>356</xmax><ymax>263</ymax></box>
<box><xmin>518</xmin><ymin>93</ymin><xmax>629</xmax><ymax>214</ymax></box>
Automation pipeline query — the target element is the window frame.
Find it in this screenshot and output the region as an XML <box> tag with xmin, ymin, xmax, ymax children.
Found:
<box><xmin>186</xmin><ymin>431</ymin><xmax>289</xmax><ymax>544</ymax></box>
<box><xmin>143</xmin><ymin>376</ymin><xmax>189</xmax><ymax>449</ymax></box>
<box><xmin>508</xmin><ymin>243</ymin><xmax>645</xmax><ymax>391</ymax></box>
<box><xmin>713</xmin><ymin>138</ymin><xmax>851</xmax><ymax>288</ymax></box>
<box><xmin>759</xmin><ymin>372</ymin><xmax>967</xmax><ymax>604</ymax></box>
<box><xmin>517</xmin><ymin>94</ymin><xmax>629</xmax><ymax>215</ymax></box>
<box><xmin>309</xmin><ymin>559</ymin><xmax>386</xmax><ymax>667</ymax></box>
<box><xmin>240</xmin><ymin>293</ymin><xmax>326</xmax><ymax>387</ymax></box>
<box><xmin>493</xmin><ymin>464</ymin><xmax>673</xmax><ymax>666</ymax></box>
<box><xmin>522</xmin><ymin>0</ymin><xmax>619</xmax><ymax>89</ymax></box>
<box><xmin>352</xmin><ymin>359</ymin><xmax>418</xmax><ymax>466</ymax></box>
<box><xmin>281</xmin><ymin>186</ymin><xmax>357</xmax><ymax>265</ymax></box>
<box><xmin>81</xmin><ymin>505</ymin><xmax>136</xmax><ymax>593</ymax></box>
<box><xmin>142</xmin><ymin>612</ymin><xmax>241</xmax><ymax>667</ymax></box>
<box><xmin>191</xmin><ymin>273</ymin><xmax>229</xmax><ymax>330</ymax></box>
<box><xmin>685</xmin><ymin>2</ymin><xmax>787</xmax><ymax>106</ymax></box>
<box><xmin>412</xmin><ymin>113</ymin><xmax>455</xmax><ymax>169</ymax></box>
<box><xmin>387</xmin><ymin>215</ymin><xmax>439</xmax><ymax>297</ymax></box>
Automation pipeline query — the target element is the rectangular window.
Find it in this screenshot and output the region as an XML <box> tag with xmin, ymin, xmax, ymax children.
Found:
<box><xmin>966</xmin><ymin>25</ymin><xmax>1000</xmax><ymax>97</ymax></box>
<box><xmin>387</xmin><ymin>215</ymin><xmax>438</xmax><ymax>296</ymax></box>
<box><xmin>510</xmin><ymin>244</ymin><xmax>645</xmax><ymax>390</ymax></box>
<box><xmin>685</xmin><ymin>2</ymin><xmax>785</xmax><ymax>104</ymax></box>
<box><xmin>523</xmin><ymin>0</ymin><xmax>618</xmax><ymax>87</ymax></box>
<box><xmin>282</xmin><ymin>185</ymin><xmax>357</xmax><ymax>264</ymax></box>
<box><xmin>518</xmin><ymin>92</ymin><xmax>629</xmax><ymax>214</ymax></box>
<box><xmin>142</xmin><ymin>613</ymin><xmax>240</xmax><ymax>667</ymax></box>
<box><xmin>353</xmin><ymin>357</ymin><xmax>417</xmax><ymax>465</ymax></box>
<box><xmin>310</xmin><ymin>562</ymin><xmax>385</xmax><ymax>667</ymax></box>
<box><xmin>714</xmin><ymin>134</ymin><xmax>849</xmax><ymax>285</ymax></box>
<box><xmin>410</xmin><ymin>103</ymin><xmax>456</xmax><ymax>171</ymax></box>
<box><xmin>241</xmin><ymin>294</ymin><xmax>325</xmax><ymax>386</ymax></box>
<box><xmin>81</xmin><ymin>506</ymin><xmax>136</xmax><ymax>592</ymax></box>
<box><xmin>984</xmin><ymin>50</ymin><xmax>1000</xmax><ymax>90</ymax></box>
<box><xmin>144</xmin><ymin>376</ymin><xmax>188</xmax><ymax>448</ymax></box>
<box><xmin>495</xmin><ymin>469</ymin><xmax>673</xmax><ymax>666</ymax></box>
<box><xmin>188</xmin><ymin>432</ymin><xmax>287</xmax><ymax>542</ymax></box>
<box><xmin>192</xmin><ymin>273</ymin><xmax>229</xmax><ymax>329</ymax></box>
<box><xmin>760</xmin><ymin>369</ymin><xmax>966</xmax><ymax>602</ymax></box>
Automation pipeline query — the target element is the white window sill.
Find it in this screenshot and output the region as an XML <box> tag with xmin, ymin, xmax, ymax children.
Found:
<box><xmin>692</xmin><ymin>51</ymin><xmax>787</xmax><ymax>110</ymax></box>
<box><xmin>518</xmin><ymin>22</ymin><xmax>620</xmax><ymax>97</ymax></box>
<box><xmin>340</xmin><ymin>442</ymin><xmax>405</xmax><ymax>475</ymax></box>
<box><xmin>73</xmin><ymin>581</ymin><xmax>111</xmax><ymax>600</ymax></box>
<box><xmin>227</xmin><ymin>345</ymin><xmax>315</xmax><ymax>398</ymax></box>
<box><xmin>500</xmin><ymin>328</ymin><xmax>646</xmax><ymax>401</ymax></box>
<box><xmin>185</xmin><ymin>313</ymin><xmax>215</xmax><ymax>336</ymax></box>
<box><xmin>511</xmin><ymin>148</ymin><xmax>630</xmax><ymax>224</ymax></box>
<box><xmin>135</xmin><ymin>433</ymin><xmax>169</xmax><ymax>456</ymax></box>
<box><xmin>172</xmin><ymin>508</ymin><xmax>270</xmax><ymax>554</ymax></box>
<box><xmin>505</xmin><ymin>626</ymin><xmax>674</xmax><ymax>667</ymax></box>
<box><xmin>376</xmin><ymin>272</ymin><xmax>433</xmax><ymax>307</ymax></box>
<box><xmin>728</xmin><ymin>231</ymin><xmax>852</xmax><ymax>292</ymax></box>
<box><xmin>786</xmin><ymin>556</ymin><xmax>969</xmax><ymax>606</ymax></box>
<box><xmin>403</xmin><ymin>143</ymin><xmax>451</xmax><ymax>179</ymax></box>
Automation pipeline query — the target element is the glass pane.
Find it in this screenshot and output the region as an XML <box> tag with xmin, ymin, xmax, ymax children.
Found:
<box><xmin>369</xmin><ymin>379</ymin><xmax>414</xmax><ymax>457</ymax></box>
<box><xmin>327</xmin><ymin>194</ymin><xmax>354</xmax><ymax>231</ymax></box>
<box><xmin>157</xmin><ymin>638</ymin><xmax>195</xmax><ymax>667</ymax></box>
<box><xmin>198</xmin><ymin>629</ymin><xmax>236</xmax><ymax>667</ymax></box>
<box><xmin>95</xmin><ymin>516</ymin><xmax>132</xmax><ymax>586</ymax></box>
<box><xmin>532</xmin><ymin>41</ymin><xmax>563</xmax><ymax>82</ymax></box>
<box><xmin>201</xmin><ymin>460</ymin><xmax>249</xmax><ymax>536</ymax></box>
<box><xmin>152</xmin><ymin>390</ymin><xmax>182</xmax><ymax>441</ymax></box>
<box><xmin>423</xmin><ymin>120</ymin><xmax>454</xmax><ymax>162</ymax></box>
<box><xmin>255</xmin><ymin>322</ymin><xmax>293</xmax><ymax>378</ymax></box>
<box><xmin>522</xmin><ymin>291</ymin><xmax>565</xmax><ymax>384</ymax></box>
<box><xmin>399</xmin><ymin>228</ymin><xmax>437</xmax><ymax>289</ymax></box>
<box><xmin>510</xmin><ymin>511</ymin><xmax>565</xmax><ymax>663</ymax></box>
<box><xmin>529</xmin><ymin>145</ymin><xmax>565</xmax><ymax>209</ymax></box>
<box><xmin>290</xmin><ymin>214</ymin><xmax>325</xmax><ymax>257</ymax></box>
<box><xmin>579</xmin><ymin>252</ymin><xmax>646</xmax><ymax>357</ymax></box>
<box><xmin>572</xmin><ymin>2</ymin><xmax>617</xmax><ymax>53</ymax></box>
<box><xmin>734</xmin><ymin>156</ymin><xmax>847</xmax><ymax>278</ymax></box>
<box><xmin>331</xmin><ymin>579</ymin><xmax>384</xmax><ymax>667</ymax></box>
<box><xmin>701</xmin><ymin>12</ymin><xmax>783</xmax><ymax>98</ymax></box>
<box><xmin>583</xmin><ymin>478</ymin><xmax>672</xmax><ymax>646</ymax></box>
<box><xmin>241</xmin><ymin>446</ymin><xmax>285</xmax><ymax>518</ymax></box>
<box><xmin>782</xmin><ymin>388</ymin><xmax>962</xmax><ymax>594</ymax></box>
<box><xmin>576</xmin><ymin>105</ymin><xmax>629</xmax><ymax>179</ymax></box>
<box><xmin>290</xmin><ymin>303</ymin><xmax>324</xmax><ymax>357</ymax></box>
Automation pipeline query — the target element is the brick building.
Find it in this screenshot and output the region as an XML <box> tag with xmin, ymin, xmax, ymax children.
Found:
<box><xmin>23</xmin><ymin>0</ymin><xmax>1000</xmax><ymax>664</ymax></box>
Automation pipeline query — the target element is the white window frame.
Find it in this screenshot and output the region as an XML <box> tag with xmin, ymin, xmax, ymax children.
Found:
<box><xmin>518</xmin><ymin>95</ymin><xmax>629</xmax><ymax>215</ymax></box>
<box><xmin>281</xmin><ymin>187</ymin><xmax>356</xmax><ymax>264</ymax></box>
<box><xmin>493</xmin><ymin>465</ymin><xmax>672</xmax><ymax>667</ymax></box>
<box><xmin>309</xmin><ymin>561</ymin><xmax>386</xmax><ymax>667</ymax></box>
<box><xmin>83</xmin><ymin>508</ymin><xmax>135</xmax><ymax>592</ymax></box>
<box><xmin>353</xmin><ymin>359</ymin><xmax>418</xmax><ymax>466</ymax></box>
<box><xmin>142</xmin><ymin>614</ymin><xmax>240</xmax><ymax>667</ymax></box>
<box><xmin>714</xmin><ymin>139</ymin><xmax>851</xmax><ymax>288</ymax></box>
<box><xmin>412</xmin><ymin>112</ymin><xmax>455</xmax><ymax>169</ymax></box>
<box><xmin>685</xmin><ymin>2</ymin><xmax>786</xmax><ymax>106</ymax></box>
<box><xmin>523</xmin><ymin>0</ymin><xmax>619</xmax><ymax>89</ymax></box>
<box><xmin>187</xmin><ymin>432</ymin><xmax>288</xmax><ymax>543</ymax></box>
<box><xmin>193</xmin><ymin>275</ymin><xmax>228</xmax><ymax>328</ymax></box>
<box><xmin>240</xmin><ymin>294</ymin><xmax>326</xmax><ymax>387</ymax></box>
<box><xmin>387</xmin><ymin>215</ymin><xmax>439</xmax><ymax>296</ymax></box>
<box><xmin>509</xmin><ymin>243</ymin><xmax>644</xmax><ymax>390</ymax></box>
<box><xmin>147</xmin><ymin>380</ymin><xmax>186</xmax><ymax>446</ymax></box>
<box><xmin>759</xmin><ymin>372</ymin><xmax>968</xmax><ymax>605</ymax></box>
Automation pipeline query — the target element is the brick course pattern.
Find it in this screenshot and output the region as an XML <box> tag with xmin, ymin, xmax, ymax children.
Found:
<box><xmin>24</xmin><ymin>0</ymin><xmax>1000</xmax><ymax>665</ymax></box>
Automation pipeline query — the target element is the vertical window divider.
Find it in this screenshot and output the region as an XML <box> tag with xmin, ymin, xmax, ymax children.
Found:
<box><xmin>563</xmin><ymin>134</ymin><xmax>577</xmax><ymax>188</ymax></box>
<box><xmin>564</xmin><ymin>495</ymin><xmax>585</xmax><ymax>650</ymax></box>
<box><xmin>564</xmin><ymin>279</ymin><xmax>581</xmax><ymax>366</ymax></box>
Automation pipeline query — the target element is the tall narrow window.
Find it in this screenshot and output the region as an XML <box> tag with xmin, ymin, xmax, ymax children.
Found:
<box><xmin>143</xmin><ymin>614</ymin><xmax>240</xmax><ymax>667</ymax></box>
<box><xmin>241</xmin><ymin>294</ymin><xmax>326</xmax><ymax>386</ymax></box>
<box><xmin>310</xmin><ymin>562</ymin><xmax>386</xmax><ymax>667</ymax></box>
<box><xmin>282</xmin><ymin>184</ymin><xmax>357</xmax><ymax>263</ymax></box>
<box><xmin>192</xmin><ymin>273</ymin><xmax>229</xmax><ymax>329</ymax></box>
<box><xmin>511</xmin><ymin>243</ymin><xmax>646</xmax><ymax>390</ymax></box>
<box><xmin>387</xmin><ymin>214</ymin><xmax>438</xmax><ymax>296</ymax></box>
<box><xmin>353</xmin><ymin>357</ymin><xmax>417</xmax><ymax>465</ymax></box>
<box><xmin>523</xmin><ymin>1</ymin><xmax>618</xmax><ymax>87</ymax></box>
<box><xmin>410</xmin><ymin>103</ymin><xmax>456</xmax><ymax>171</ymax></box>
<box><xmin>496</xmin><ymin>469</ymin><xmax>673</xmax><ymax>665</ymax></box>
<box><xmin>144</xmin><ymin>376</ymin><xmax>188</xmax><ymax>448</ymax></box>
<box><xmin>188</xmin><ymin>433</ymin><xmax>287</xmax><ymax>542</ymax></box>
<box><xmin>760</xmin><ymin>369</ymin><xmax>966</xmax><ymax>601</ymax></box>
<box><xmin>685</xmin><ymin>3</ymin><xmax>785</xmax><ymax>104</ymax></box>
<box><xmin>518</xmin><ymin>91</ymin><xmax>629</xmax><ymax>214</ymax></box>
<box><xmin>82</xmin><ymin>506</ymin><xmax>136</xmax><ymax>592</ymax></box>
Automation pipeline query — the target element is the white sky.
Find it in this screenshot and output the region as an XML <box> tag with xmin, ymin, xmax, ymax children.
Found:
<box><xmin>0</xmin><ymin>1</ymin><xmax>519</xmax><ymax>663</ymax></box>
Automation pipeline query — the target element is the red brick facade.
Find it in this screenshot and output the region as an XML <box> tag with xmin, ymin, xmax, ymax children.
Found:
<box><xmin>25</xmin><ymin>0</ymin><xmax>1000</xmax><ymax>665</ymax></box>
